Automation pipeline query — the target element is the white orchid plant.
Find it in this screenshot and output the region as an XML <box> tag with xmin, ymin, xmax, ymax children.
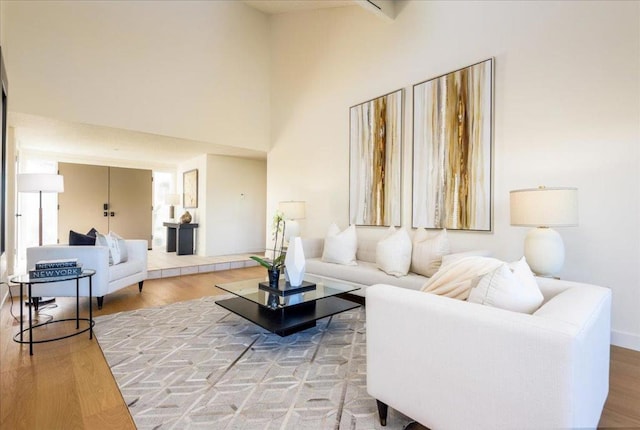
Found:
<box><xmin>250</xmin><ymin>210</ymin><xmax>286</xmax><ymax>271</ymax></box>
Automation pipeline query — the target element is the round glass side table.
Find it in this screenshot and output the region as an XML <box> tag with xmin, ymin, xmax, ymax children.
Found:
<box><xmin>10</xmin><ymin>269</ymin><xmax>96</xmax><ymax>355</ymax></box>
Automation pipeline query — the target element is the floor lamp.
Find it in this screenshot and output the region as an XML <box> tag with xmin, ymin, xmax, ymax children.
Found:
<box><xmin>17</xmin><ymin>173</ymin><xmax>65</xmax><ymax>306</ymax></box>
<box><xmin>510</xmin><ymin>186</ymin><xmax>578</xmax><ymax>277</ymax></box>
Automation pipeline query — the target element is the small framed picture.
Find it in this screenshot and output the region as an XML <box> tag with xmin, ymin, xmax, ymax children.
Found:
<box><xmin>183</xmin><ymin>169</ymin><xmax>198</xmax><ymax>208</ymax></box>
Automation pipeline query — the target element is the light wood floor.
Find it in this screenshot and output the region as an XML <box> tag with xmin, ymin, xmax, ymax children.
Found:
<box><xmin>1</xmin><ymin>267</ymin><xmax>639</xmax><ymax>429</ymax></box>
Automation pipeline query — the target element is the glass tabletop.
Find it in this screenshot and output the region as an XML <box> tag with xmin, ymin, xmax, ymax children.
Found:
<box><xmin>216</xmin><ymin>274</ymin><xmax>360</xmax><ymax>310</ymax></box>
<box><xmin>10</xmin><ymin>269</ymin><xmax>96</xmax><ymax>285</ymax></box>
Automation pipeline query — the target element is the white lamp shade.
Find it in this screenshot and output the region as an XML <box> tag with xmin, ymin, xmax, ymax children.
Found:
<box><xmin>17</xmin><ymin>173</ymin><xmax>64</xmax><ymax>193</ymax></box>
<box><xmin>165</xmin><ymin>193</ymin><xmax>180</xmax><ymax>205</ymax></box>
<box><xmin>510</xmin><ymin>187</ymin><xmax>578</xmax><ymax>227</ymax></box>
<box><xmin>279</xmin><ymin>201</ymin><xmax>306</xmax><ymax>220</ymax></box>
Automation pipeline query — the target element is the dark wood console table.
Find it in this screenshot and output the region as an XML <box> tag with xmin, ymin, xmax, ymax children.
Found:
<box><xmin>163</xmin><ymin>222</ymin><xmax>199</xmax><ymax>255</ymax></box>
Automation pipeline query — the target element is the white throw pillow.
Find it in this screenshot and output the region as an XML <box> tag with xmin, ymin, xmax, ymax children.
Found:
<box><xmin>321</xmin><ymin>223</ymin><xmax>358</xmax><ymax>266</ymax></box>
<box><xmin>109</xmin><ymin>231</ymin><xmax>128</xmax><ymax>264</ymax></box>
<box><xmin>95</xmin><ymin>233</ymin><xmax>113</xmax><ymax>265</ymax></box>
<box><xmin>411</xmin><ymin>229</ymin><xmax>450</xmax><ymax>277</ymax></box>
<box><xmin>95</xmin><ymin>231</ymin><xmax>128</xmax><ymax>265</ymax></box>
<box><xmin>376</xmin><ymin>227</ymin><xmax>412</xmax><ymax>277</ymax></box>
<box><xmin>467</xmin><ymin>259</ymin><xmax>544</xmax><ymax>314</ymax></box>
<box><xmin>509</xmin><ymin>256</ymin><xmax>540</xmax><ymax>297</ymax></box>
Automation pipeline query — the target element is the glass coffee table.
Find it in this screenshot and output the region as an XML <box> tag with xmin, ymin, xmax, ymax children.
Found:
<box><xmin>215</xmin><ymin>274</ymin><xmax>360</xmax><ymax>336</ymax></box>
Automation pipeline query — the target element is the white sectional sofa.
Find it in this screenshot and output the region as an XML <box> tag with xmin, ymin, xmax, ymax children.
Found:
<box><xmin>303</xmin><ymin>237</ymin><xmax>427</xmax><ymax>295</ymax></box>
<box><xmin>27</xmin><ymin>240</ymin><xmax>148</xmax><ymax>309</ymax></box>
<box><xmin>302</xmin><ymin>235</ymin><xmax>487</xmax><ymax>297</ymax></box>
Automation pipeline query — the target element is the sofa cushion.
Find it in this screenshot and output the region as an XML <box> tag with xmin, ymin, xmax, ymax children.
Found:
<box><xmin>376</xmin><ymin>227</ymin><xmax>412</xmax><ymax>277</ymax></box>
<box><xmin>356</xmin><ymin>238</ymin><xmax>378</xmax><ymax>263</ymax></box>
<box><xmin>411</xmin><ymin>228</ymin><xmax>450</xmax><ymax>277</ymax></box>
<box><xmin>467</xmin><ymin>260</ymin><xmax>544</xmax><ymax>314</ymax></box>
<box><xmin>322</xmin><ymin>224</ymin><xmax>357</xmax><ymax>266</ymax></box>
<box><xmin>69</xmin><ymin>230</ymin><xmax>96</xmax><ymax>246</ymax></box>
<box><xmin>109</xmin><ymin>258</ymin><xmax>144</xmax><ymax>282</ymax></box>
<box><xmin>307</xmin><ymin>258</ymin><xmax>427</xmax><ymax>291</ymax></box>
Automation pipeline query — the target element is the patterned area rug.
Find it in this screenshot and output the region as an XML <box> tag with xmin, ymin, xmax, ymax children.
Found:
<box><xmin>94</xmin><ymin>296</ymin><xmax>411</xmax><ymax>429</ymax></box>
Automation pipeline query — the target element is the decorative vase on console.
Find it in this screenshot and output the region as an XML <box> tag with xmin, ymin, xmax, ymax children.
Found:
<box><xmin>180</xmin><ymin>211</ymin><xmax>192</xmax><ymax>224</ymax></box>
<box><xmin>285</xmin><ymin>236</ymin><xmax>306</xmax><ymax>287</ymax></box>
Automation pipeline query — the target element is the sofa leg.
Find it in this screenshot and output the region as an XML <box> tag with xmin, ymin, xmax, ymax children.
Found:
<box><xmin>376</xmin><ymin>399</ymin><xmax>388</xmax><ymax>426</ymax></box>
<box><xmin>97</xmin><ymin>296</ymin><xmax>104</xmax><ymax>309</ymax></box>
<box><xmin>138</xmin><ymin>281</ymin><xmax>144</xmax><ymax>292</ymax></box>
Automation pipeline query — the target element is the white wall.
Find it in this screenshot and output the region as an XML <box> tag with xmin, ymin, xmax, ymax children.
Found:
<box><xmin>205</xmin><ymin>155</ymin><xmax>267</xmax><ymax>256</ymax></box>
<box><xmin>178</xmin><ymin>155</ymin><xmax>266</xmax><ymax>257</ymax></box>
<box><xmin>2</xmin><ymin>0</ymin><xmax>271</xmax><ymax>153</ymax></box>
<box><xmin>268</xmin><ymin>1</ymin><xmax>640</xmax><ymax>349</ymax></box>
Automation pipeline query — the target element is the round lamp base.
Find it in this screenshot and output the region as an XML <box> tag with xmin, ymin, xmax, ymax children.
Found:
<box><xmin>524</xmin><ymin>227</ymin><xmax>565</xmax><ymax>277</ymax></box>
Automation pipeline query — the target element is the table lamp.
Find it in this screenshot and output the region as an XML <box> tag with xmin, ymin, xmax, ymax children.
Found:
<box><xmin>17</xmin><ymin>173</ymin><xmax>64</xmax><ymax>246</ymax></box>
<box><xmin>278</xmin><ymin>201</ymin><xmax>306</xmax><ymax>242</ymax></box>
<box><xmin>510</xmin><ymin>186</ymin><xmax>578</xmax><ymax>277</ymax></box>
<box><xmin>165</xmin><ymin>193</ymin><xmax>180</xmax><ymax>220</ymax></box>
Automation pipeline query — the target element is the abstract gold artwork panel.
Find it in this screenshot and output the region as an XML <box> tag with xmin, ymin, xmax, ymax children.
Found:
<box><xmin>349</xmin><ymin>89</ymin><xmax>403</xmax><ymax>226</ymax></box>
<box><xmin>413</xmin><ymin>59</ymin><xmax>493</xmax><ymax>231</ymax></box>
<box><xmin>183</xmin><ymin>169</ymin><xmax>198</xmax><ymax>209</ymax></box>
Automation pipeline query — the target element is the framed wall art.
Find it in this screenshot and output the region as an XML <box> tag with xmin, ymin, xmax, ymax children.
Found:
<box><xmin>349</xmin><ymin>88</ymin><xmax>403</xmax><ymax>227</ymax></box>
<box><xmin>0</xmin><ymin>47</ymin><xmax>7</xmax><ymax>254</ymax></box>
<box><xmin>183</xmin><ymin>169</ymin><xmax>198</xmax><ymax>209</ymax></box>
<box><xmin>412</xmin><ymin>58</ymin><xmax>493</xmax><ymax>231</ymax></box>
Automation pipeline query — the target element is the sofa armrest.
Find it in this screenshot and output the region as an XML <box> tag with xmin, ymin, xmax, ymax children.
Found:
<box><xmin>301</xmin><ymin>238</ymin><xmax>323</xmax><ymax>259</ymax></box>
<box><xmin>366</xmin><ymin>282</ymin><xmax>611</xmax><ymax>429</ymax></box>
<box><xmin>26</xmin><ymin>245</ymin><xmax>110</xmax><ymax>297</ymax></box>
<box><xmin>125</xmin><ymin>240</ymin><xmax>148</xmax><ymax>276</ymax></box>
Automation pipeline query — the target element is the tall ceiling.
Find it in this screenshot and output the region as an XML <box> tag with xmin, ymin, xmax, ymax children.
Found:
<box><xmin>2</xmin><ymin>0</ymin><xmax>391</xmax><ymax>170</ymax></box>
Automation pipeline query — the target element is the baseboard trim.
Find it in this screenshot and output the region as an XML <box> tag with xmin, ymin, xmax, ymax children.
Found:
<box><xmin>611</xmin><ymin>330</ymin><xmax>640</xmax><ymax>351</ymax></box>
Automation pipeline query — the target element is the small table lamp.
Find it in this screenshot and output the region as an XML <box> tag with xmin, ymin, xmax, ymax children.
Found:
<box><xmin>510</xmin><ymin>186</ymin><xmax>578</xmax><ymax>276</ymax></box>
<box><xmin>165</xmin><ymin>193</ymin><xmax>180</xmax><ymax>220</ymax></box>
<box><xmin>278</xmin><ymin>201</ymin><xmax>306</xmax><ymax>242</ymax></box>
<box><xmin>17</xmin><ymin>173</ymin><xmax>64</xmax><ymax>246</ymax></box>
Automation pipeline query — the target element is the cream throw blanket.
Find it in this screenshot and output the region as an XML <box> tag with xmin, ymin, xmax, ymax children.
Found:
<box><xmin>421</xmin><ymin>256</ymin><xmax>504</xmax><ymax>300</ymax></box>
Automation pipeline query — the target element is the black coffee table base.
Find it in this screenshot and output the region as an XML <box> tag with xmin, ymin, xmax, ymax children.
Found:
<box><xmin>216</xmin><ymin>296</ymin><xmax>360</xmax><ymax>336</ymax></box>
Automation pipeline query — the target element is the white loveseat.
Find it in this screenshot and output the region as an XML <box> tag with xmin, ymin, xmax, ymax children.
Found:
<box><xmin>27</xmin><ymin>240</ymin><xmax>148</xmax><ymax>309</ymax></box>
<box><xmin>366</xmin><ymin>278</ymin><xmax>612</xmax><ymax>429</ymax></box>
